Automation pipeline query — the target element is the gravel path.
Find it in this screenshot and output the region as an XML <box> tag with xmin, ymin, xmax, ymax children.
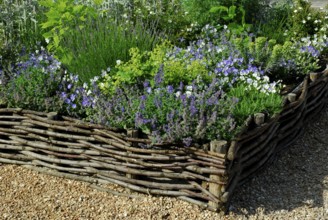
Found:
<box><xmin>0</xmin><ymin>106</ymin><xmax>327</xmax><ymax>219</ymax></box>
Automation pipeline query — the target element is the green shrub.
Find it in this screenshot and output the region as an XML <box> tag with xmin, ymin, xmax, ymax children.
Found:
<box><xmin>253</xmin><ymin>0</ymin><xmax>293</xmax><ymax>43</ymax></box>
<box><xmin>39</xmin><ymin>0</ymin><xmax>99</xmax><ymax>64</ymax></box>
<box><xmin>285</xmin><ymin>0</ymin><xmax>328</xmax><ymax>40</ymax></box>
<box><xmin>228</xmin><ymin>83</ymin><xmax>283</xmax><ymax>125</ymax></box>
<box><xmin>1</xmin><ymin>48</ymin><xmax>64</xmax><ymax>112</ymax></box>
<box><xmin>60</xmin><ymin>16</ymin><xmax>163</xmax><ymax>82</ymax></box>
<box><xmin>99</xmin><ymin>42</ymin><xmax>209</xmax><ymax>94</ymax></box>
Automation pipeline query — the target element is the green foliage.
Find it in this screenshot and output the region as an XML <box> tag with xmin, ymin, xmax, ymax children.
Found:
<box><xmin>99</xmin><ymin>42</ymin><xmax>209</xmax><ymax>93</ymax></box>
<box><xmin>231</xmin><ymin>36</ymin><xmax>277</xmax><ymax>66</ymax></box>
<box><xmin>285</xmin><ymin>0</ymin><xmax>328</xmax><ymax>40</ymax></box>
<box><xmin>0</xmin><ymin>0</ymin><xmax>44</xmax><ymax>47</ymax></box>
<box><xmin>2</xmin><ymin>66</ymin><xmax>63</xmax><ymax>111</ymax></box>
<box><xmin>39</xmin><ymin>0</ymin><xmax>99</xmax><ymax>63</ymax></box>
<box><xmin>253</xmin><ymin>0</ymin><xmax>293</xmax><ymax>43</ymax></box>
<box><xmin>0</xmin><ymin>0</ymin><xmax>44</xmax><ymax>75</ymax></box>
<box><xmin>77</xmin><ymin>0</ymin><xmax>189</xmax><ymax>43</ymax></box>
<box><xmin>60</xmin><ymin>16</ymin><xmax>162</xmax><ymax>82</ymax></box>
<box><xmin>209</xmin><ymin>4</ymin><xmax>252</xmax><ymax>34</ymax></box>
<box><xmin>181</xmin><ymin>0</ymin><xmax>218</xmax><ymax>26</ymax></box>
<box><xmin>228</xmin><ymin>83</ymin><xmax>283</xmax><ymax>125</ymax></box>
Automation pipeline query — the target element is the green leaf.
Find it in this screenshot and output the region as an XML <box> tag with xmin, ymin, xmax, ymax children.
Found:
<box><xmin>53</xmin><ymin>35</ymin><xmax>60</xmax><ymax>47</ymax></box>
<box><xmin>228</xmin><ymin>6</ymin><xmax>236</xmax><ymax>18</ymax></box>
<box><xmin>73</xmin><ymin>5</ymin><xmax>84</xmax><ymax>14</ymax></box>
<box><xmin>93</xmin><ymin>0</ymin><xmax>103</xmax><ymax>6</ymax></box>
<box><xmin>57</xmin><ymin>1</ymin><xmax>67</xmax><ymax>12</ymax></box>
<box><xmin>38</xmin><ymin>0</ymin><xmax>54</xmax><ymax>7</ymax></box>
<box><xmin>41</xmin><ymin>20</ymin><xmax>57</xmax><ymax>29</ymax></box>
<box><xmin>209</xmin><ymin>6</ymin><xmax>228</xmax><ymax>14</ymax></box>
<box><xmin>42</xmin><ymin>31</ymin><xmax>53</xmax><ymax>39</ymax></box>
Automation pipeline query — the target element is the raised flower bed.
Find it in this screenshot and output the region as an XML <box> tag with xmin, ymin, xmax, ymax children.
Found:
<box><xmin>1</xmin><ymin>0</ymin><xmax>328</xmax><ymax>214</ymax></box>
<box><xmin>0</xmin><ymin>68</ymin><xmax>327</xmax><ymax>212</ymax></box>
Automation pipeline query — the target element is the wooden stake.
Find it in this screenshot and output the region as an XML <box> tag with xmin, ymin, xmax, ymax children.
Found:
<box><xmin>126</xmin><ymin>129</ymin><xmax>139</xmax><ymax>193</ymax></box>
<box><xmin>208</xmin><ymin>140</ymin><xmax>227</xmax><ymax>211</ymax></box>
<box><xmin>287</xmin><ymin>93</ymin><xmax>297</xmax><ymax>103</ymax></box>
<box><xmin>254</xmin><ymin>113</ymin><xmax>265</xmax><ymax>126</ymax></box>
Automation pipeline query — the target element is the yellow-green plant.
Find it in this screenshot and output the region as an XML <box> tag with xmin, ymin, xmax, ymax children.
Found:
<box><xmin>99</xmin><ymin>42</ymin><xmax>209</xmax><ymax>94</ymax></box>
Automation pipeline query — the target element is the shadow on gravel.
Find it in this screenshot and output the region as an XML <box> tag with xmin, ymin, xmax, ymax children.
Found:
<box><xmin>228</xmin><ymin>106</ymin><xmax>328</xmax><ymax>215</ymax></box>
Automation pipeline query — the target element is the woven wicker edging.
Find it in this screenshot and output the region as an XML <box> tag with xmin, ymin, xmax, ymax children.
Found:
<box><xmin>0</xmin><ymin>69</ymin><xmax>327</xmax><ymax>213</ymax></box>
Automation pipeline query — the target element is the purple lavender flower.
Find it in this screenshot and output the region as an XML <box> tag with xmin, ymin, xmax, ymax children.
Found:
<box><xmin>154</xmin><ymin>64</ymin><xmax>164</xmax><ymax>86</ymax></box>
<box><xmin>167</xmin><ymin>85</ymin><xmax>174</xmax><ymax>94</ymax></box>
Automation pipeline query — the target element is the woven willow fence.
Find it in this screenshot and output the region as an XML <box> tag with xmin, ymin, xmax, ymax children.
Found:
<box><xmin>0</xmin><ymin>69</ymin><xmax>327</xmax><ymax>212</ymax></box>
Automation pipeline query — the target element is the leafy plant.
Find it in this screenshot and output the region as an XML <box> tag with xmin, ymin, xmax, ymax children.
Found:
<box><xmin>253</xmin><ymin>0</ymin><xmax>293</xmax><ymax>43</ymax></box>
<box><xmin>99</xmin><ymin>42</ymin><xmax>209</xmax><ymax>93</ymax></box>
<box><xmin>285</xmin><ymin>0</ymin><xmax>328</xmax><ymax>40</ymax></box>
<box><xmin>228</xmin><ymin>83</ymin><xmax>283</xmax><ymax>125</ymax></box>
<box><xmin>209</xmin><ymin>4</ymin><xmax>252</xmax><ymax>34</ymax></box>
<box><xmin>1</xmin><ymin>48</ymin><xmax>64</xmax><ymax>111</ymax></box>
<box><xmin>39</xmin><ymin>0</ymin><xmax>100</xmax><ymax>64</ymax></box>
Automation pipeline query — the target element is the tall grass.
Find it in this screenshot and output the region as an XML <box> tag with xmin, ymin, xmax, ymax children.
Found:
<box><xmin>60</xmin><ymin>16</ymin><xmax>163</xmax><ymax>82</ymax></box>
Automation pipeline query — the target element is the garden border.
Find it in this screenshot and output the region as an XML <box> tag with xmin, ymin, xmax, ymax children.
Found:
<box><xmin>0</xmin><ymin>68</ymin><xmax>327</xmax><ymax>213</ymax></box>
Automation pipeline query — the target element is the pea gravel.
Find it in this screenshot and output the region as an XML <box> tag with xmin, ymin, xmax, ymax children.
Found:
<box><xmin>0</xmin><ymin>106</ymin><xmax>327</xmax><ymax>220</ymax></box>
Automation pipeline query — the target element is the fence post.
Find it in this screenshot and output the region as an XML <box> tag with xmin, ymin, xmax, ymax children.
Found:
<box><xmin>209</xmin><ymin>140</ymin><xmax>227</xmax><ymax>212</ymax></box>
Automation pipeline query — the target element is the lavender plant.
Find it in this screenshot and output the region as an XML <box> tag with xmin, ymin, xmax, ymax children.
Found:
<box><xmin>60</xmin><ymin>16</ymin><xmax>163</xmax><ymax>82</ymax></box>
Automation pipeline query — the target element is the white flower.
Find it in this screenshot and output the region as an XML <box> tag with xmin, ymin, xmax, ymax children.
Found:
<box><xmin>294</xmin><ymin>9</ymin><xmax>298</xmax><ymax>13</ymax></box>
<box><xmin>186</xmin><ymin>91</ymin><xmax>192</xmax><ymax>97</ymax></box>
<box><xmin>302</xmin><ymin>20</ymin><xmax>306</xmax><ymax>24</ymax></box>
<box><xmin>263</xmin><ymin>76</ymin><xmax>270</xmax><ymax>82</ymax></box>
<box><xmin>116</xmin><ymin>60</ymin><xmax>122</xmax><ymax>65</ymax></box>
<box><xmin>307</xmin><ymin>16</ymin><xmax>311</xmax><ymax>20</ymax></box>
<box><xmin>175</xmin><ymin>91</ymin><xmax>181</xmax><ymax>97</ymax></box>
<box><xmin>101</xmin><ymin>70</ymin><xmax>107</xmax><ymax>77</ymax></box>
<box><xmin>314</xmin><ymin>20</ymin><xmax>318</xmax><ymax>24</ymax></box>
<box><xmin>253</xmin><ymin>81</ymin><xmax>258</xmax><ymax>88</ymax></box>
<box><xmin>45</xmin><ymin>38</ymin><xmax>50</xmax><ymax>44</ymax></box>
<box><xmin>223</xmin><ymin>25</ymin><xmax>228</xmax><ymax>29</ymax></box>
<box><xmin>186</xmin><ymin>85</ymin><xmax>193</xmax><ymax>91</ymax></box>
<box><xmin>246</xmin><ymin>78</ymin><xmax>253</xmax><ymax>84</ymax></box>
